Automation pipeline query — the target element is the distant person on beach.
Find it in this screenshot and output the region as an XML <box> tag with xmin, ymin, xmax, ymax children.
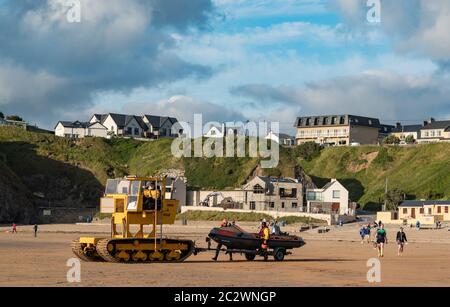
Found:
<box><xmin>360</xmin><ymin>226</ymin><xmax>366</xmax><ymax>244</ymax></box>
<box><xmin>364</xmin><ymin>225</ymin><xmax>371</xmax><ymax>243</ymax></box>
<box><xmin>12</xmin><ymin>223</ymin><xmax>17</xmax><ymax>233</ymax></box>
<box><xmin>33</xmin><ymin>224</ymin><xmax>38</xmax><ymax>238</ymax></box>
<box><xmin>416</xmin><ymin>220</ymin><xmax>421</xmax><ymax>230</ymax></box>
<box><xmin>396</xmin><ymin>227</ymin><xmax>408</xmax><ymax>256</ymax></box>
<box><xmin>376</xmin><ymin>224</ymin><xmax>388</xmax><ymax>258</ymax></box>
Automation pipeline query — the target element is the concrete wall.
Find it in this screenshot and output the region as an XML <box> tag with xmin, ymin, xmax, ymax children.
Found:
<box><xmin>180</xmin><ymin>206</ymin><xmax>333</xmax><ymax>225</ymax></box>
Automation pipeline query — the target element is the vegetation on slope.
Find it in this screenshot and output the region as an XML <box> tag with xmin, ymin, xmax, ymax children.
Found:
<box><xmin>299</xmin><ymin>144</ymin><xmax>450</xmax><ymax>210</ymax></box>
<box><xmin>1</xmin><ymin>126</ymin><xmax>449</xmax><ymax>223</ymax></box>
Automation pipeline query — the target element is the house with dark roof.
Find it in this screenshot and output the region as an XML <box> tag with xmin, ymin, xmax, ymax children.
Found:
<box><xmin>417</xmin><ymin>118</ymin><xmax>450</xmax><ymax>144</ymax></box>
<box><xmin>55</xmin><ymin>120</ymin><xmax>107</xmax><ymax>138</ymax></box>
<box><xmin>241</xmin><ymin>176</ymin><xmax>303</xmax><ymax>212</ymax></box>
<box><xmin>391</xmin><ymin>122</ymin><xmax>423</xmax><ymax>143</ymax></box>
<box><xmin>89</xmin><ymin>113</ymin><xmax>148</xmax><ymax>138</ymax></box>
<box><xmin>142</xmin><ymin>115</ymin><xmax>181</xmax><ymax>138</ymax></box>
<box><xmin>306</xmin><ymin>179</ymin><xmax>351</xmax><ymax>215</ymax></box>
<box><xmin>294</xmin><ymin>114</ymin><xmax>385</xmax><ymax>146</ymax></box>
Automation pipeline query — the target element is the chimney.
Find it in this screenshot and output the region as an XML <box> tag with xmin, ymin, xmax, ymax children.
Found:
<box><xmin>423</xmin><ymin>120</ymin><xmax>428</xmax><ymax>127</ymax></box>
<box><xmin>429</xmin><ymin>117</ymin><xmax>435</xmax><ymax>124</ymax></box>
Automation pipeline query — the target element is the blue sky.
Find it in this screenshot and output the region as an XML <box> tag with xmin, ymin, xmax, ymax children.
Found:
<box><xmin>0</xmin><ymin>0</ymin><xmax>449</xmax><ymax>132</ymax></box>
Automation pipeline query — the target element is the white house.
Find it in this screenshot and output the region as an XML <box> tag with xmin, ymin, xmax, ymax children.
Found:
<box><xmin>306</xmin><ymin>179</ymin><xmax>350</xmax><ymax>215</ymax></box>
<box><xmin>91</xmin><ymin>113</ymin><xmax>148</xmax><ymax>137</ymax></box>
<box><xmin>142</xmin><ymin>115</ymin><xmax>181</xmax><ymax>138</ymax></box>
<box><xmin>54</xmin><ymin>121</ymin><xmax>108</xmax><ymax>138</ymax></box>
<box><xmin>265</xmin><ymin>131</ymin><xmax>295</xmax><ymax>146</ymax></box>
<box><xmin>204</xmin><ymin>123</ymin><xmax>246</xmax><ymax>138</ymax></box>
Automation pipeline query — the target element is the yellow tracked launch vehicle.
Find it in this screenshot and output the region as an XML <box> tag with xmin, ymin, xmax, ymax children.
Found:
<box><xmin>71</xmin><ymin>176</ymin><xmax>195</xmax><ymax>263</ymax></box>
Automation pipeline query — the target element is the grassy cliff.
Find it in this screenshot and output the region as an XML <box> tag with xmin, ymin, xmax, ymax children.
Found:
<box><xmin>299</xmin><ymin>144</ymin><xmax>450</xmax><ymax>209</ymax></box>
<box><xmin>1</xmin><ymin>126</ymin><xmax>449</xmax><ymax>222</ymax></box>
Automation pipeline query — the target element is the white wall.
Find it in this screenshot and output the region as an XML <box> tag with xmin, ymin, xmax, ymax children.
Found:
<box><xmin>322</xmin><ymin>180</ymin><xmax>349</xmax><ymax>215</ymax></box>
<box><xmin>87</xmin><ymin>123</ymin><xmax>108</xmax><ymax>138</ymax></box>
<box><xmin>102</xmin><ymin>115</ymin><xmax>119</xmax><ymax>135</ymax></box>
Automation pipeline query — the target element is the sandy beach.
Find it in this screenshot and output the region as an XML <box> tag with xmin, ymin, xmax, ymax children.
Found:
<box><xmin>1</xmin><ymin>221</ymin><xmax>449</xmax><ymax>287</ymax></box>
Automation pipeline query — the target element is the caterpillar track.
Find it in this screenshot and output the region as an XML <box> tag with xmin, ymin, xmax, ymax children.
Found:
<box><xmin>73</xmin><ymin>238</ymin><xmax>195</xmax><ymax>263</ymax></box>
<box><xmin>71</xmin><ymin>239</ymin><xmax>104</xmax><ymax>262</ymax></box>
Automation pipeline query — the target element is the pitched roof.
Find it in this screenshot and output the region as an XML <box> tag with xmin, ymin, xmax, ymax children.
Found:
<box><xmin>421</xmin><ymin>120</ymin><xmax>450</xmax><ymax>130</ymax></box>
<box><xmin>392</xmin><ymin>125</ymin><xmax>422</xmax><ymax>133</ymax></box>
<box><xmin>143</xmin><ymin>115</ymin><xmax>178</xmax><ymax>129</ymax></box>
<box><xmin>107</xmin><ymin>113</ymin><xmax>147</xmax><ymax>130</ymax></box>
<box><xmin>399</xmin><ymin>200</ymin><xmax>450</xmax><ymax>207</ymax></box>
<box><xmin>56</xmin><ymin>121</ymin><xmax>89</xmax><ymax>129</ymax></box>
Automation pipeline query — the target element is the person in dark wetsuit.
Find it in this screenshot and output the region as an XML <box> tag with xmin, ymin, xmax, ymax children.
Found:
<box><xmin>212</xmin><ymin>218</ymin><xmax>233</xmax><ymax>261</ymax></box>
<box><xmin>396</xmin><ymin>227</ymin><xmax>408</xmax><ymax>256</ymax></box>
<box><xmin>376</xmin><ymin>224</ymin><xmax>388</xmax><ymax>258</ymax></box>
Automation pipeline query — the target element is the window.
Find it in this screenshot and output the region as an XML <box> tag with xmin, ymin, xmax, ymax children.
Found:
<box><xmin>269</xmin><ymin>202</ymin><xmax>275</xmax><ymax>209</ymax></box>
<box><xmin>292</xmin><ymin>202</ymin><xmax>298</xmax><ymax>209</ymax></box>
<box><xmin>332</xmin><ymin>190</ymin><xmax>340</xmax><ymax>199</ymax></box>
<box><xmin>250</xmin><ymin>202</ymin><xmax>256</xmax><ymax>210</ymax></box>
<box><xmin>281</xmin><ymin>202</ymin><xmax>285</xmax><ymax>209</ymax></box>
<box><xmin>446</xmin><ymin>206</ymin><xmax>449</xmax><ymax>214</ymax></box>
<box><xmin>253</xmin><ymin>184</ymin><xmax>264</xmax><ymax>194</ymax></box>
<box><xmin>314</xmin><ymin>118</ymin><xmax>319</xmax><ymax>125</ymax></box>
<box><xmin>438</xmin><ymin>206</ymin><xmax>442</xmax><ymax>213</ymax></box>
<box><xmin>127</xmin><ymin>127</ymin><xmax>132</xmax><ymax>135</ymax></box>
<box><xmin>340</xmin><ymin>116</ymin><xmax>345</xmax><ymax>125</ymax></box>
<box><xmin>403</xmin><ymin>208</ymin><xmax>407</xmax><ymax>214</ymax></box>
<box><xmin>420</xmin><ymin>208</ymin><xmax>424</xmax><ymax>214</ymax></box>
<box><xmin>134</xmin><ymin>128</ymin><xmax>139</xmax><ymax>135</ymax></box>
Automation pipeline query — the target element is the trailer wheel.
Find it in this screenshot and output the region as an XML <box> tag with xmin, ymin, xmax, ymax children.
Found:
<box><xmin>273</xmin><ymin>248</ymin><xmax>285</xmax><ymax>261</ymax></box>
<box><xmin>245</xmin><ymin>253</ymin><xmax>256</xmax><ymax>261</ymax></box>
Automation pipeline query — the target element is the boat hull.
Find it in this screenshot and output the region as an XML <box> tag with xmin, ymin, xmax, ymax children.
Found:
<box><xmin>208</xmin><ymin>226</ymin><xmax>305</xmax><ymax>250</ymax></box>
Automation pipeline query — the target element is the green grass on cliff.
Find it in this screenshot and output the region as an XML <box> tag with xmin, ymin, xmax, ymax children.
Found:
<box><xmin>1</xmin><ymin>126</ymin><xmax>449</xmax><ymax>213</ymax></box>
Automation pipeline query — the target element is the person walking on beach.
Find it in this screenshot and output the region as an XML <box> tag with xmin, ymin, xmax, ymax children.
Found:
<box><xmin>12</xmin><ymin>223</ymin><xmax>17</xmax><ymax>234</ymax></box>
<box><xmin>359</xmin><ymin>226</ymin><xmax>366</xmax><ymax>244</ymax></box>
<box><xmin>212</xmin><ymin>219</ymin><xmax>232</xmax><ymax>261</ymax></box>
<box><xmin>33</xmin><ymin>224</ymin><xmax>38</xmax><ymax>238</ymax></box>
<box><xmin>396</xmin><ymin>227</ymin><xmax>408</xmax><ymax>256</ymax></box>
<box><xmin>376</xmin><ymin>224</ymin><xmax>388</xmax><ymax>258</ymax></box>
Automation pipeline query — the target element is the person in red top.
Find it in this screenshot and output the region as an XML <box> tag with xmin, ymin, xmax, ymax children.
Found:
<box><xmin>12</xmin><ymin>223</ymin><xmax>17</xmax><ymax>233</ymax></box>
<box><xmin>212</xmin><ymin>218</ymin><xmax>233</xmax><ymax>261</ymax></box>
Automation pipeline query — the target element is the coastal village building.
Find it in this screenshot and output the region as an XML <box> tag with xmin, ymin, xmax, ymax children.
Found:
<box><xmin>242</xmin><ymin>176</ymin><xmax>303</xmax><ymax>212</ymax></box>
<box><xmin>187</xmin><ymin>176</ymin><xmax>303</xmax><ymax>213</ymax></box>
<box><xmin>306</xmin><ymin>179</ymin><xmax>351</xmax><ymax>215</ymax></box>
<box><xmin>90</xmin><ymin>113</ymin><xmax>147</xmax><ymax>138</ymax></box>
<box><xmin>391</xmin><ymin>123</ymin><xmax>422</xmax><ymax>142</ymax></box>
<box><xmin>142</xmin><ymin>115</ymin><xmax>181</xmax><ymax>139</ymax></box>
<box><xmin>55</xmin><ymin>113</ymin><xmax>180</xmax><ymax>139</ymax></box>
<box><xmin>54</xmin><ymin>121</ymin><xmax>108</xmax><ymax>138</ymax></box>
<box><xmin>204</xmin><ymin>123</ymin><xmax>247</xmax><ymax>138</ymax></box>
<box><xmin>377</xmin><ymin>200</ymin><xmax>450</xmax><ymax>225</ymax></box>
<box><xmin>294</xmin><ymin>114</ymin><xmax>385</xmax><ymax>146</ymax></box>
<box><xmin>265</xmin><ymin>131</ymin><xmax>295</xmax><ymax>147</ymax></box>
<box><xmin>417</xmin><ymin>118</ymin><xmax>450</xmax><ymax>144</ymax></box>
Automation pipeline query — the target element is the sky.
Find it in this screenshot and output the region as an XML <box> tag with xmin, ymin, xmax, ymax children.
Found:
<box><xmin>0</xmin><ymin>0</ymin><xmax>450</xmax><ymax>133</ymax></box>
